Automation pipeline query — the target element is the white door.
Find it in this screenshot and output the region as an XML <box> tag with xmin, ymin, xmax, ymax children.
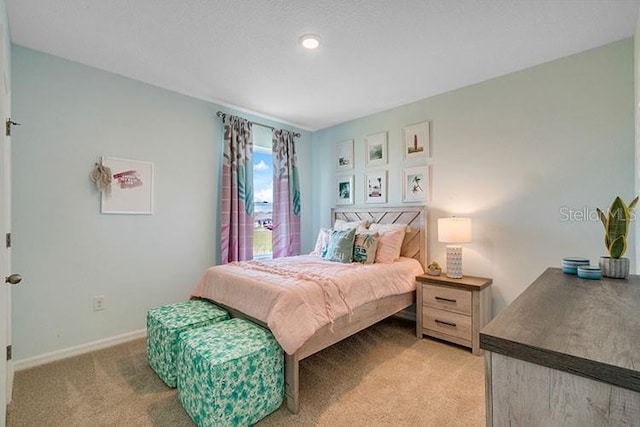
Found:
<box><xmin>0</xmin><ymin>24</ymin><xmax>12</xmax><ymax>425</ymax></box>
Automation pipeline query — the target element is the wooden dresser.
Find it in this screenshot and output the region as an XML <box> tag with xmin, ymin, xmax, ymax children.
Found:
<box><xmin>416</xmin><ymin>274</ymin><xmax>492</xmax><ymax>355</ymax></box>
<box><xmin>481</xmin><ymin>267</ymin><xmax>640</xmax><ymax>427</ymax></box>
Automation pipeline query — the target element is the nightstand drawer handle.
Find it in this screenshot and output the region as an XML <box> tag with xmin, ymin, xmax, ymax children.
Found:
<box><xmin>435</xmin><ymin>296</ymin><xmax>457</xmax><ymax>304</ymax></box>
<box><xmin>435</xmin><ymin>319</ymin><xmax>457</xmax><ymax>328</ymax></box>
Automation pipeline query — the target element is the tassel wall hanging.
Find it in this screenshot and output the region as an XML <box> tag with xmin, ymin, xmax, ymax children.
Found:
<box><xmin>90</xmin><ymin>162</ymin><xmax>112</xmax><ymax>193</ymax></box>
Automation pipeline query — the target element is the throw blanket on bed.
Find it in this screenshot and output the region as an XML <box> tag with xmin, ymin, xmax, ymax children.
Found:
<box><xmin>232</xmin><ymin>260</ymin><xmax>353</xmax><ymax>325</ymax></box>
<box><xmin>191</xmin><ymin>255</ymin><xmax>423</xmax><ymax>354</ymax></box>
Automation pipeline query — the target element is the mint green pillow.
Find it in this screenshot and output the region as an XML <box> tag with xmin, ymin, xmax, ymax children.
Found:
<box><xmin>321</xmin><ymin>228</ymin><xmax>356</xmax><ymax>263</ymax></box>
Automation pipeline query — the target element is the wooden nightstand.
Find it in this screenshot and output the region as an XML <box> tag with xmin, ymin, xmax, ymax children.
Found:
<box><xmin>416</xmin><ymin>274</ymin><xmax>492</xmax><ymax>355</ymax></box>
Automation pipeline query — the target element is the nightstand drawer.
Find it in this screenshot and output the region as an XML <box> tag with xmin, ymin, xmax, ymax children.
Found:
<box><xmin>422</xmin><ymin>284</ymin><xmax>472</xmax><ymax>315</ymax></box>
<box><xmin>422</xmin><ymin>307</ymin><xmax>472</xmax><ymax>342</ymax></box>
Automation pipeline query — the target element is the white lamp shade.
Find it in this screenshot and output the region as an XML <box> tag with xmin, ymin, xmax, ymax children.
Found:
<box><xmin>438</xmin><ymin>217</ymin><xmax>472</xmax><ymax>243</ymax></box>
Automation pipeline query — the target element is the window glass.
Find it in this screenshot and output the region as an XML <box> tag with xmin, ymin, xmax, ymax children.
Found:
<box><xmin>253</xmin><ymin>129</ymin><xmax>273</xmax><ymax>259</ymax></box>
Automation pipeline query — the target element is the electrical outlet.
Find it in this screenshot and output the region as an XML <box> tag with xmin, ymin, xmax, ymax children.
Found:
<box><xmin>93</xmin><ymin>295</ymin><xmax>105</xmax><ymax>311</ymax></box>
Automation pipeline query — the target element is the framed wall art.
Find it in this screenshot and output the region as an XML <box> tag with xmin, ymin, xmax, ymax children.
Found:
<box><xmin>101</xmin><ymin>156</ymin><xmax>154</xmax><ymax>214</ymax></box>
<box><xmin>403</xmin><ymin>121</ymin><xmax>430</xmax><ymax>160</ymax></box>
<box><xmin>402</xmin><ymin>166</ymin><xmax>428</xmax><ymax>203</ymax></box>
<box><xmin>336</xmin><ymin>139</ymin><xmax>354</xmax><ymax>171</ymax></box>
<box><xmin>365</xmin><ymin>171</ymin><xmax>387</xmax><ymax>204</ymax></box>
<box><xmin>365</xmin><ymin>131</ymin><xmax>387</xmax><ymax>167</ymax></box>
<box><xmin>336</xmin><ymin>175</ymin><xmax>354</xmax><ymax>205</ymax></box>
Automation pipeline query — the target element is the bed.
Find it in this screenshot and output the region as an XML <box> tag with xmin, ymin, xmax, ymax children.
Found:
<box><xmin>191</xmin><ymin>206</ymin><xmax>427</xmax><ymax>413</ymax></box>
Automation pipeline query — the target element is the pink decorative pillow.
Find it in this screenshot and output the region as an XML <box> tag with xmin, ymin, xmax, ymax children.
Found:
<box><xmin>310</xmin><ymin>228</ymin><xmax>331</xmax><ymax>256</ymax></box>
<box><xmin>369</xmin><ymin>223</ymin><xmax>407</xmax><ymax>263</ymax></box>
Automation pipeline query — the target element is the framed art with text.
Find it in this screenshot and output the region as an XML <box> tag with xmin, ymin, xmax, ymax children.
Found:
<box><xmin>101</xmin><ymin>156</ymin><xmax>154</xmax><ymax>214</ymax></box>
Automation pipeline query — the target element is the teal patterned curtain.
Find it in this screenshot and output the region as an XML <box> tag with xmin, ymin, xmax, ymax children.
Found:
<box><xmin>272</xmin><ymin>129</ymin><xmax>300</xmax><ymax>257</ymax></box>
<box><xmin>220</xmin><ymin>115</ymin><xmax>254</xmax><ymax>263</ymax></box>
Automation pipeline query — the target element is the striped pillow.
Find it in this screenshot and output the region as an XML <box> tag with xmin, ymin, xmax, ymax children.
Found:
<box><xmin>369</xmin><ymin>223</ymin><xmax>407</xmax><ymax>263</ymax></box>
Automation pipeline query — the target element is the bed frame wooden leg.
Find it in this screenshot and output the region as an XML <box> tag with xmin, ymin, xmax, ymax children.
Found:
<box><xmin>284</xmin><ymin>353</ymin><xmax>300</xmax><ymax>414</ymax></box>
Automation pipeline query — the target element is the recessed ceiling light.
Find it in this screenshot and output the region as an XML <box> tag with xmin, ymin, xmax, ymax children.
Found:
<box><xmin>300</xmin><ymin>34</ymin><xmax>321</xmax><ymax>50</ymax></box>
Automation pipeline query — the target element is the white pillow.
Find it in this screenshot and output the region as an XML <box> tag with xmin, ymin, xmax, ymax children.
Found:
<box><xmin>310</xmin><ymin>228</ymin><xmax>331</xmax><ymax>256</ymax></box>
<box><xmin>334</xmin><ymin>219</ymin><xmax>369</xmax><ymax>232</ymax></box>
<box><xmin>369</xmin><ymin>223</ymin><xmax>408</xmax><ymax>263</ymax></box>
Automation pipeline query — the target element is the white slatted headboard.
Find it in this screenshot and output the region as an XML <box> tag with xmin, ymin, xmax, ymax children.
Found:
<box><xmin>331</xmin><ymin>206</ymin><xmax>427</xmax><ymax>270</ymax></box>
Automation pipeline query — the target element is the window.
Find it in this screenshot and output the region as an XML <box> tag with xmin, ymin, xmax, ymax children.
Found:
<box><xmin>253</xmin><ymin>128</ymin><xmax>273</xmax><ymax>259</ymax></box>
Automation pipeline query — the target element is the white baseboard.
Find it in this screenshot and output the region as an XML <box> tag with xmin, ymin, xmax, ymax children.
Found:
<box><xmin>13</xmin><ymin>329</ymin><xmax>147</xmax><ymax>372</ymax></box>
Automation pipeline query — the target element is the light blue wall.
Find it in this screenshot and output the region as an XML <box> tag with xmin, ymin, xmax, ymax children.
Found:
<box><xmin>312</xmin><ymin>40</ymin><xmax>635</xmax><ymax>313</ymax></box>
<box><xmin>11</xmin><ymin>46</ymin><xmax>311</xmax><ymax>360</ymax></box>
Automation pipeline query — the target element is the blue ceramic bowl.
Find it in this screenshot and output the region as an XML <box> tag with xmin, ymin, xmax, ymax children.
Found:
<box><xmin>562</xmin><ymin>257</ymin><xmax>589</xmax><ymax>274</ymax></box>
<box><xmin>577</xmin><ymin>266</ymin><xmax>602</xmax><ymax>280</ymax></box>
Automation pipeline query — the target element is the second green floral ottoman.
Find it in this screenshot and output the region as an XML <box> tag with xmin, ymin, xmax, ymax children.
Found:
<box><xmin>177</xmin><ymin>318</ymin><xmax>284</xmax><ymax>426</ymax></box>
<box><xmin>146</xmin><ymin>299</ymin><xmax>229</xmax><ymax>387</ymax></box>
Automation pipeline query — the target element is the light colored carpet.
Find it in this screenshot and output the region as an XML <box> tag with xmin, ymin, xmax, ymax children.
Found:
<box><xmin>7</xmin><ymin>317</ymin><xmax>485</xmax><ymax>426</ymax></box>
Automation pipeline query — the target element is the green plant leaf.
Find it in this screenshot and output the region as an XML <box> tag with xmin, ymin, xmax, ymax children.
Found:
<box><xmin>597</xmin><ymin>208</ymin><xmax>609</xmax><ymax>248</ymax></box>
<box><xmin>606</xmin><ymin>197</ymin><xmax>629</xmax><ymax>254</ymax></box>
<box><xmin>598</xmin><ymin>196</ymin><xmax>637</xmax><ymax>258</ymax></box>
<box><xmin>609</xmin><ymin>235</ymin><xmax>626</xmax><ymax>259</ymax></box>
<box><xmin>596</xmin><ymin>208</ymin><xmax>607</xmax><ymax>229</ymax></box>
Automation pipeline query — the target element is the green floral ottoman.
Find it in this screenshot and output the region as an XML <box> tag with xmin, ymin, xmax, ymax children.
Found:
<box><xmin>147</xmin><ymin>299</ymin><xmax>229</xmax><ymax>387</ymax></box>
<box><xmin>177</xmin><ymin>318</ymin><xmax>284</xmax><ymax>427</ymax></box>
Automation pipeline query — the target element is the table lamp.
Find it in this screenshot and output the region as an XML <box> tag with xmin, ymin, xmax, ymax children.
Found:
<box><xmin>437</xmin><ymin>217</ymin><xmax>472</xmax><ymax>279</ymax></box>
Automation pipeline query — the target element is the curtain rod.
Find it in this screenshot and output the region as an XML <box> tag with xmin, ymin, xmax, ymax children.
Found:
<box><xmin>216</xmin><ymin>111</ymin><xmax>301</xmax><ymax>138</ymax></box>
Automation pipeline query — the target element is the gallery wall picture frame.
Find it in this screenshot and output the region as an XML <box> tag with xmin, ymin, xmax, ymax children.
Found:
<box><xmin>402</xmin><ymin>165</ymin><xmax>428</xmax><ymax>203</ymax></box>
<box><xmin>101</xmin><ymin>156</ymin><xmax>154</xmax><ymax>214</ymax></box>
<box><xmin>403</xmin><ymin>121</ymin><xmax>430</xmax><ymax>160</ymax></box>
<box><xmin>365</xmin><ymin>170</ymin><xmax>387</xmax><ymax>204</ymax></box>
<box><xmin>336</xmin><ymin>175</ymin><xmax>354</xmax><ymax>205</ymax></box>
<box><xmin>365</xmin><ymin>131</ymin><xmax>388</xmax><ymax>167</ymax></box>
<box><xmin>336</xmin><ymin>139</ymin><xmax>354</xmax><ymax>170</ymax></box>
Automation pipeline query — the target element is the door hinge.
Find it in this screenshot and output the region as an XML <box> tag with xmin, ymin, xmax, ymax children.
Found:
<box><xmin>5</xmin><ymin>233</ymin><xmax>10</xmax><ymax>248</ymax></box>
<box><xmin>5</xmin><ymin>118</ymin><xmax>20</xmax><ymax>136</ymax></box>
<box><xmin>6</xmin><ymin>345</ymin><xmax>11</xmax><ymax>361</ymax></box>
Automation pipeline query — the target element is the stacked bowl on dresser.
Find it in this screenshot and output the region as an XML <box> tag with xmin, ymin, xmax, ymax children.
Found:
<box><xmin>561</xmin><ymin>257</ymin><xmax>589</xmax><ymax>275</ymax></box>
<box><xmin>562</xmin><ymin>257</ymin><xmax>602</xmax><ymax>280</ymax></box>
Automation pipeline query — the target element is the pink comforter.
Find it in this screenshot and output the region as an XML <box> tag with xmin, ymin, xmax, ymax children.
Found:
<box><xmin>191</xmin><ymin>255</ymin><xmax>423</xmax><ymax>354</ymax></box>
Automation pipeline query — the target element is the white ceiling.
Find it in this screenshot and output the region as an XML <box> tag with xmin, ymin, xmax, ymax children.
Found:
<box><xmin>6</xmin><ymin>1</ymin><xmax>640</xmax><ymax>131</ymax></box>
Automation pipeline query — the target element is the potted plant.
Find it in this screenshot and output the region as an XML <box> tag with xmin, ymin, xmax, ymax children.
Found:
<box><xmin>427</xmin><ymin>261</ymin><xmax>442</xmax><ymax>276</ymax></box>
<box><xmin>596</xmin><ymin>195</ymin><xmax>638</xmax><ymax>278</ymax></box>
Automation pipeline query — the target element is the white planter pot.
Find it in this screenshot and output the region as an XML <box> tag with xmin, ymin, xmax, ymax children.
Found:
<box><xmin>598</xmin><ymin>256</ymin><xmax>629</xmax><ymax>279</ymax></box>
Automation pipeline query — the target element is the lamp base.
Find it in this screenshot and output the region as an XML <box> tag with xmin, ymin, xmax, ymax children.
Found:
<box><xmin>445</xmin><ymin>245</ymin><xmax>463</xmax><ymax>279</ymax></box>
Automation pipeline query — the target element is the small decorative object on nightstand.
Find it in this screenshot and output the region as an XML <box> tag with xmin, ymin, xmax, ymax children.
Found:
<box><xmin>416</xmin><ymin>273</ymin><xmax>492</xmax><ymax>355</ymax></box>
<box><xmin>427</xmin><ymin>261</ymin><xmax>442</xmax><ymax>276</ymax></box>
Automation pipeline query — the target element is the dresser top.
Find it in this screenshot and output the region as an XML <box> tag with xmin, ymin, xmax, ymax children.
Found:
<box><xmin>480</xmin><ymin>267</ymin><xmax>640</xmax><ymax>392</ymax></box>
